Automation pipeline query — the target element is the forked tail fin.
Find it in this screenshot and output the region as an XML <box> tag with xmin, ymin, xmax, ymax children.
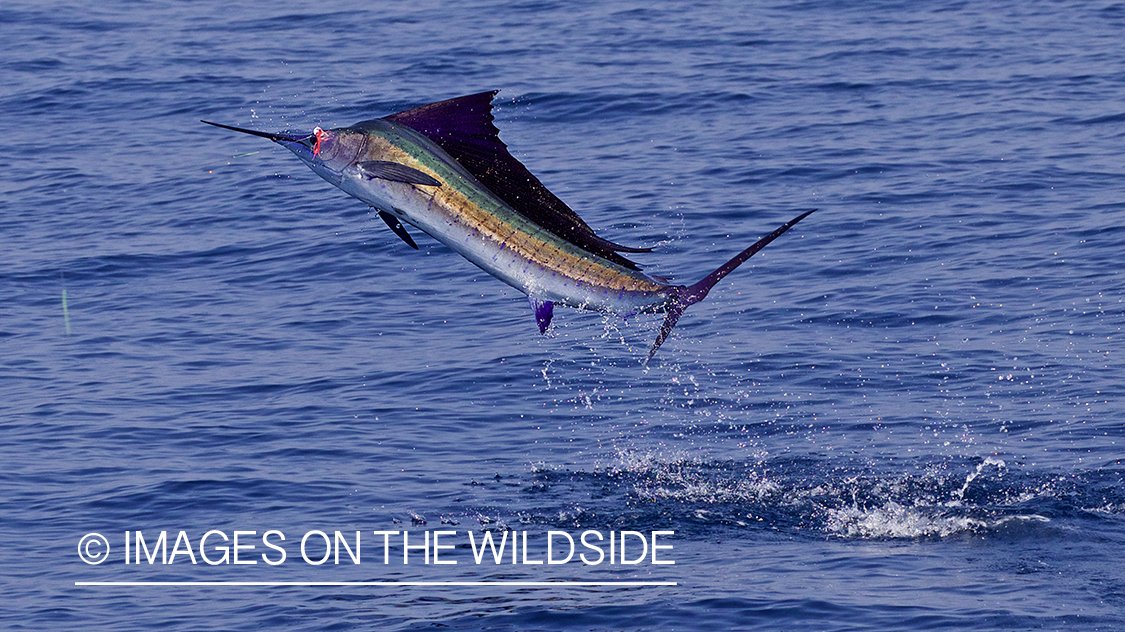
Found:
<box><xmin>645</xmin><ymin>209</ymin><xmax>817</xmax><ymax>364</ymax></box>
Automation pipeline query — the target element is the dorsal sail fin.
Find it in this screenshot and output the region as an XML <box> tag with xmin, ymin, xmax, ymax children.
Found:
<box><xmin>384</xmin><ymin>91</ymin><xmax>651</xmax><ymax>270</ymax></box>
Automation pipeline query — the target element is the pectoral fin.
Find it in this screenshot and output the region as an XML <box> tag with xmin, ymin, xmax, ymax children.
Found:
<box><xmin>378</xmin><ymin>210</ymin><xmax>419</xmax><ymax>249</ymax></box>
<box><xmin>529</xmin><ymin>297</ymin><xmax>554</xmax><ymax>334</ymax></box>
<box><xmin>357</xmin><ymin>161</ymin><xmax>442</xmax><ymax>187</ymax></box>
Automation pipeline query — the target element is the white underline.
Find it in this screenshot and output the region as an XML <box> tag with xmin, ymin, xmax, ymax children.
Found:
<box><xmin>75</xmin><ymin>581</ymin><xmax>677</xmax><ymax>587</ymax></box>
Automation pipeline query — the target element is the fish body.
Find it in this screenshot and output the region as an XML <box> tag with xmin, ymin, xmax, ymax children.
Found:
<box><xmin>309</xmin><ymin>118</ymin><xmax>672</xmax><ymax>315</ymax></box>
<box><xmin>204</xmin><ymin>91</ymin><xmax>814</xmax><ymax>361</ymax></box>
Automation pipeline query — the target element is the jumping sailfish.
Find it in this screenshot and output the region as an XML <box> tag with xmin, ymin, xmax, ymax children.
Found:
<box><xmin>203</xmin><ymin>91</ymin><xmax>815</xmax><ymax>362</ymax></box>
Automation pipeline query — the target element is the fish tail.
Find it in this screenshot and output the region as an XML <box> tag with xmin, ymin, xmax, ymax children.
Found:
<box><xmin>644</xmin><ymin>209</ymin><xmax>817</xmax><ymax>364</ymax></box>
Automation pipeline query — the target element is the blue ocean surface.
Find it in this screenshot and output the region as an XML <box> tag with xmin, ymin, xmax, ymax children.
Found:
<box><xmin>2</xmin><ymin>0</ymin><xmax>1123</xmax><ymax>629</ymax></box>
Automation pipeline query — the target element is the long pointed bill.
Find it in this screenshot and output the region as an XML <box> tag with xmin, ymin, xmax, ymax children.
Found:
<box><xmin>201</xmin><ymin>120</ymin><xmax>313</xmax><ymax>144</ymax></box>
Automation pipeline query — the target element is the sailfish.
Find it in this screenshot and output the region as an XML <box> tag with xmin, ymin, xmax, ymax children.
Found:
<box><xmin>203</xmin><ymin>91</ymin><xmax>815</xmax><ymax>362</ymax></box>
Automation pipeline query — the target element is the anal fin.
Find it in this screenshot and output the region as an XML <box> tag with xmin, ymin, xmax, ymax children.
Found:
<box><xmin>529</xmin><ymin>297</ymin><xmax>554</xmax><ymax>334</ymax></box>
<box><xmin>378</xmin><ymin>210</ymin><xmax>419</xmax><ymax>249</ymax></box>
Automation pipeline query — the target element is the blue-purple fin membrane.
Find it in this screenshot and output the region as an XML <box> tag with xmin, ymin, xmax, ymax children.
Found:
<box><xmin>529</xmin><ymin>297</ymin><xmax>555</xmax><ymax>334</ymax></box>
<box><xmin>385</xmin><ymin>91</ymin><xmax>651</xmax><ymax>271</ymax></box>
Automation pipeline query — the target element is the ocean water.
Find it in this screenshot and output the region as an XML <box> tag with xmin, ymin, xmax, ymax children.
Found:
<box><xmin>2</xmin><ymin>0</ymin><xmax>1123</xmax><ymax>630</ymax></box>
